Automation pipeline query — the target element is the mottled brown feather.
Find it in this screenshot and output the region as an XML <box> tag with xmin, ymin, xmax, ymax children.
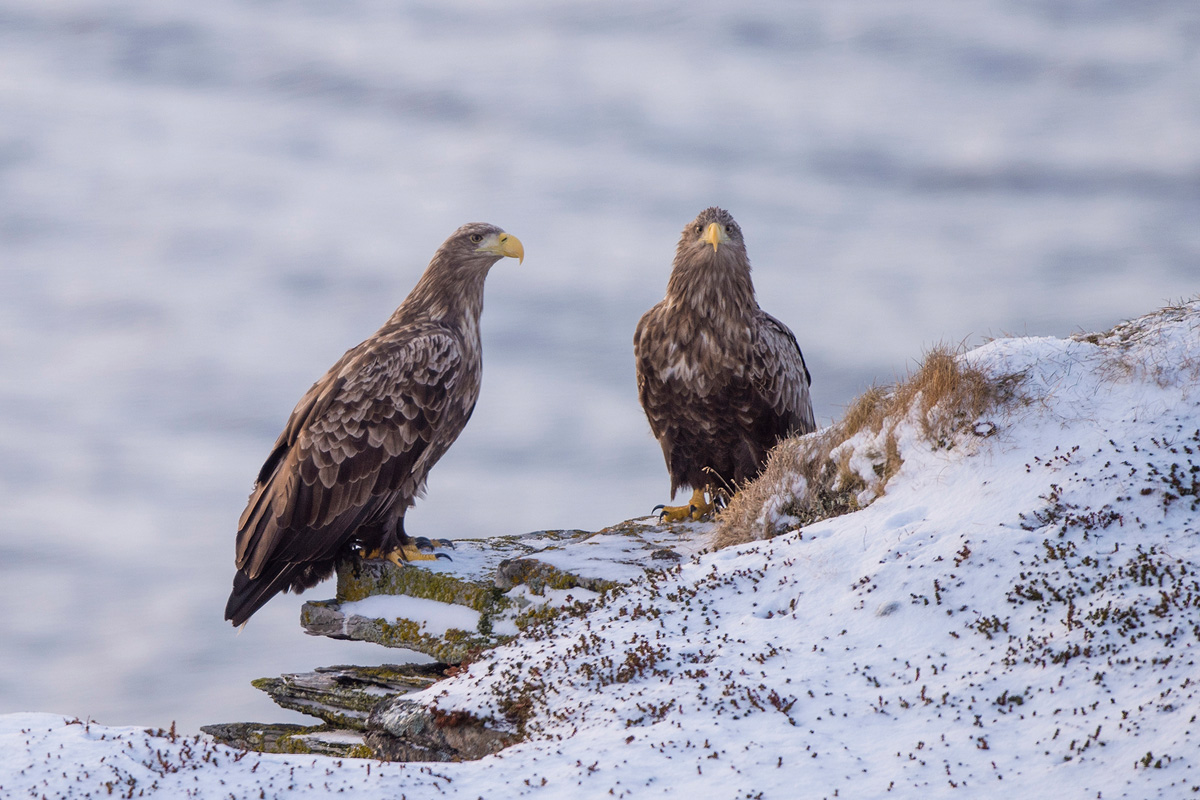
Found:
<box><xmin>225</xmin><ymin>222</ymin><xmax>512</xmax><ymax>626</ymax></box>
<box><xmin>634</xmin><ymin>207</ymin><xmax>815</xmax><ymax>497</ymax></box>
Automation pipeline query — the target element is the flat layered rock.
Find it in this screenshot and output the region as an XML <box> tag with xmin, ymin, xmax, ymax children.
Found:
<box><xmin>200</xmin><ymin>722</ymin><xmax>371</xmax><ymax>758</ymax></box>
<box><xmin>299</xmin><ymin>518</ymin><xmax>711</xmax><ymax>662</ymax></box>
<box><xmin>250</xmin><ymin>664</ymin><xmax>445</xmax><ymax>730</ymax></box>
<box><xmin>366</xmin><ymin>697</ymin><xmax>516</xmax><ymax>762</ymax></box>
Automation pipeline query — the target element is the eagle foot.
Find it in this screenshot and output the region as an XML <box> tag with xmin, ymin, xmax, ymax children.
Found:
<box><xmin>654</xmin><ymin>487</ymin><xmax>715</xmax><ymax>523</ymax></box>
<box><xmin>361</xmin><ymin>542</ymin><xmax>452</xmax><ymax>565</ymax></box>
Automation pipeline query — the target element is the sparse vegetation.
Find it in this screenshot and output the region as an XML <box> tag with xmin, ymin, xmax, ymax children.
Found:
<box><xmin>716</xmin><ymin>344</ymin><xmax>1020</xmax><ymax>547</ymax></box>
<box><xmin>1073</xmin><ymin>298</ymin><xmax>1200</xmax><ymax>387</ymax></box>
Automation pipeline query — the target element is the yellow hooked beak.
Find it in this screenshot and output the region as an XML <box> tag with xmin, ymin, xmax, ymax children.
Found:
<box><xmin>479</xmin><ymin>231</ymin><xmax>524</xmax><ymax>263</ymax></box>
<box><xmin>701</xmin><ymin>222</ymin><xmax>724</xmax><ymax>253</ymax></box>
<box><xmin>495</xmin><ymin>232</ymin><xmax>524</xmax><ymax>263</ymax></box>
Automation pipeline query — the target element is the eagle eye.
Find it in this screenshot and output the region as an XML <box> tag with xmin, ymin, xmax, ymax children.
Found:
<box><xmin>469</xmin><ymin>233</ymin><xmax>484</xmax><ymax>243</ymax></box>
<box><xmin>725</xmin><ymin>224</ymin><xmax>735</xmax><ymax>234</ymax></box>
<box><xmin>693</xmin><ymin>224</ymin><xmax>703</xmax><ymax>235</ymax></box>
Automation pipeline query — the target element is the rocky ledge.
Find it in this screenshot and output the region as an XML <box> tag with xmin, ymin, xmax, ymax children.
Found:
<box><xmin>204</xmin><ymin>517</ymin><xmax>711</xmax><ymax>760</ymax></box>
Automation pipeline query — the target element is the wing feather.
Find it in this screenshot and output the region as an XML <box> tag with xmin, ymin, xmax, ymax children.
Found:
<box><xmin>752</xmin><ymin>311</ymin><xmax>816</xmax><ymax>435</ymax></box>
<box><xmin>633</xmin><ymin>303</ymin><xmax>671</xmax><ymax>442</ymax></box>
<box><xmin>234</xmin><ymin>326</ymin><xmax>472</xmax><ymax>579</ymax></box>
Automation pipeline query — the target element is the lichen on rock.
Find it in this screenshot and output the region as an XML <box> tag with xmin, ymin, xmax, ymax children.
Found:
<box><xmin>200</xmin><ymin>722</ymin><xmax>373</xmax><ymax>759</ymax></box>
<box><xmin>299</xmin><ymin>521</ymin><xmax>713</xmax><ymax>661</ymax></box>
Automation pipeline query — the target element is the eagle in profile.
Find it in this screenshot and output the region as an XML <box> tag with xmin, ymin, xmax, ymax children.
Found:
<box><xmin>634</xmin><ymin>207</ymin><xmax>815</xmax><ymax>522</ymax></box>
<box><xmin>225</xmin><ymin>223</ymin><xmax>524</xmax><ymax>626</ymax></box>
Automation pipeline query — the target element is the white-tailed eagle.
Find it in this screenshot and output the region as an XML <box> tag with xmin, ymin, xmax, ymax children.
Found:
<box><xmin>225</xmin><ymin>223</ymin><xmax>524</xmax><ymax>626</ymax></box>
<box><xmin>634</xmin><ymin>207</ymin><xmax>814</xmax><ymax>521</ymax></box>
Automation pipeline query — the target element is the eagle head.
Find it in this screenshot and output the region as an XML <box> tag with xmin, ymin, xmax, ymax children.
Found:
<box><xmin>680</xmin><ymin>207</ymin><xmax>745</xmax><ymax>258</ymax></box>
<box><xmin>672</xmin><ymin>206</ymin><xmax>750</xmax><ymax>283</ymax></box>
<box><xmin>444</xmin><ymin>222</ymin><xmax>525</xmax><ymax>267</ymax></box>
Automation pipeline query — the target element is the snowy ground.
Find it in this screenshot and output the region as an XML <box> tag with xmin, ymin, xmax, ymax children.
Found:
<box><xmin>4</xmin><ymin>304</ymin><xmax>1197</xmax><ymax>797</ymax></box>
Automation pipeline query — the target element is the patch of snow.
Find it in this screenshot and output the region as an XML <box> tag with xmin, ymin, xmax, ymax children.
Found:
<box><xmin>492</xmin><ymin>585</ymin><xmax>603</xmax><ymax>638</ymax></box>
<box><xmin>338</xmin><ymin>596</ymin><xmax>479</xmax><ymax>637</ymax></box>
<box><xmin>528</xmin><ymin>523</ymin><xmax>711</xmax><ymax>584</ymax></box>
<box><xmin>299</xmin><ymin>730</ymin><xmax>365</xmax><ymax>746</ymax></box>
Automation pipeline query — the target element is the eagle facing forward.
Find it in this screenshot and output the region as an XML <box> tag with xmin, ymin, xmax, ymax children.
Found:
<box><xmin>225</xmin><ymin>223</ymin><xmax>524</xmax><ymax>626</ymax></box>
<box><xmin>634</xmin><ymin>207</ymin><xmax>815</xmax><ymax>521</ymax></box>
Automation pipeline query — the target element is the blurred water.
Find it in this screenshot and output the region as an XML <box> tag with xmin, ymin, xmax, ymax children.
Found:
<box><xmin>0</xmin><ymin>0</ymin><xmax>1197</xmax><ymax>732</ymax></box>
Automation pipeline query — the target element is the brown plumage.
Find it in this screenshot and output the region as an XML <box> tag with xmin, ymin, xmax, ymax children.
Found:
<box><xmin>224</xmin><ymin>223</ymin><xmax>523</xmax><ymax>626</ymax></box>
<box><xmin>634</xmin><ymin>208</ymin><xmax>814</xmax><ymax>512</ymax></box>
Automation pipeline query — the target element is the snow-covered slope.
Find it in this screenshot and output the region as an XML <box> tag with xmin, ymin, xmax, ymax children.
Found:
<box><xmin>3</xmin><ymin>301</ymin><xmax>1198</xmax><ymax>797</ymax></box>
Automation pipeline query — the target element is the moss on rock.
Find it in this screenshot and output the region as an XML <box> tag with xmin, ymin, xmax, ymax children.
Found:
<box><xmin>336</xmin><ymin>560</ymin><xmax>506</xmax><ymax>611</ymax></box>
<box><xmin>201</xmin><ymin>722</ymin><xmax>370</xmax><ymax>758</ymax></box>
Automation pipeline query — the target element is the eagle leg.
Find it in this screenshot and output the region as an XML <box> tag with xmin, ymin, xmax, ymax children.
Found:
<box><xmin>655</xmin><ymin>487</ymin><xmax>715</xmax><ymax>523</ymax></box>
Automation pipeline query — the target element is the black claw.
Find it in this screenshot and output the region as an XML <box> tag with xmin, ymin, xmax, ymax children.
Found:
<box><xmin>411</xmin><ymin>535</ymin><xmax>453</xmax><ymax>555</ymax></box>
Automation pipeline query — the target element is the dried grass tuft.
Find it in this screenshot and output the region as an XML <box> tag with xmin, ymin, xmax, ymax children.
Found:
<box><xmin>1073</xmin><ymin>297</ymin><xmax>1200</xmax><ymax>388</ymax></box>
<box><xmin>714</xmin><ymin>344</ymin><xmax>1018</xmax><ymax>549</ymax></box>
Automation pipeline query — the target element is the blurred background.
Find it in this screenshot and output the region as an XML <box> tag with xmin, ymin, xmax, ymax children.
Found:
<box><xmin>0</xmin><ymin>0</ymin><xmax>1197</xmax><ymax>733</ymax></box>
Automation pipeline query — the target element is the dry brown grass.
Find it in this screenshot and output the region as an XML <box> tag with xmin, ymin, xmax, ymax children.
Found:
<box><xmin>1073</xmin><ymin>298</ymin><xmax>1200</xmax><ymax>388</ymax></box>
<box><xmin>714</xmin><ymin>344</ymin><xmax>1019</xmax><ymax>549</ymax></box>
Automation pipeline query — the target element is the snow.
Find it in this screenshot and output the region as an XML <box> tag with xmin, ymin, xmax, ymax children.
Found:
<box><xmin>527</xmin><ymin>522</ymin><xmax>713</xmax><ymax>584</ymax></box>
<box><xmin>336</xmin><ymin>596</ymin><xmax>481</xmax><ymax>639</ymax></box>
<box><xmin>494</xmin><ymin>585</ymin><xmax>602</xmax><ymax>638</ymax></box>
<box><xmin>3</xmin><ymin>302</ymin><xmax>1198</xmax><ymax>797</ymax></box>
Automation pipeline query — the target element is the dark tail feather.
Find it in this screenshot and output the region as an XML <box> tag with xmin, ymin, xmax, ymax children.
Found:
<box><xmin>224</xmin><ymin>567</ymin><xmax>297</xmax><ymax>627</ymax></box>
<box><xmin>224</xmin><ymin>557</ymin><xmax>339</xmax><ymax>627</ymax></box>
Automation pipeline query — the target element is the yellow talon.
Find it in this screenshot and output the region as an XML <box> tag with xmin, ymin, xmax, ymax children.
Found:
<box><xmin>657</xmin><ymin>487</ymin><xmax>715</xmax><ymax>523</ymax></box>
<box><xmin>361</xmin><ymin>542</ymin><xmax>447</xmax><ymax>565</ymax></box>
<box><xmin>394</xmin><ymin>543</ymin><xmax>441</xmax><ymax>563</ymax></box>
<box><xmin>657</xmin><ymin>503</ymin><xmax>693</xmax><ymax>523</ymax></box>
